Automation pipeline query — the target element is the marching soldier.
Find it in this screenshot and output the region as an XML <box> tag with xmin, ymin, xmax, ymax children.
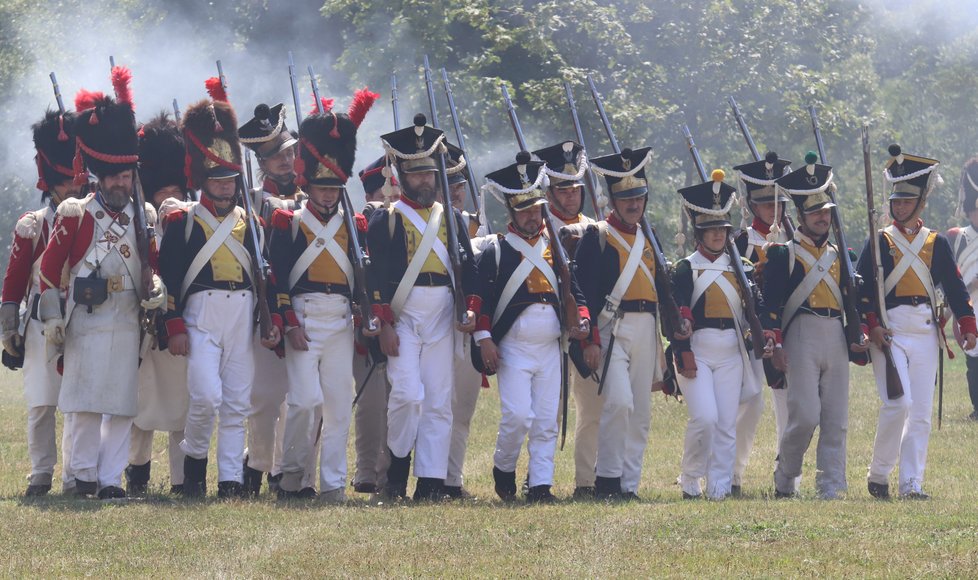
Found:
<box><xmin>367</xmin><ymin>114</ymin><xmax>478</xmax><ymax>501</ymax></box>
<box><xmin>858</xmin><ymin>145</ymin><xmax>976</xmax><ymax>499</ymax></box>
<box><xmin>533</xmin><ymin>140</ymin><xmax>600</xmax><ymax>498</ymax></box>
<box><xmin>576</xmin><ymin>147</ymin><xmax>689</xmax><ymax>499</ymax></box>
<box><xmin>673</xmin><ymin>170</ymin><xmax>772</xmax><ymax>500</ymax></box>
<box><xmin>159</xmin><ymin>83</ymin><xmax>281</xmax><ymax>498</ymax></box>
<box><xmin>268</xmin><ymin>91</ymin><xmax>378</xmax><ymax>502</ymax></box>
<box><xmin>1</xmin><ymin>108</ymin><xmax>84</xmax><ymax>496</ymax></box>
<box><xmin>947</xmin><ymin>158</ymin><xmax>978</xmax><ymax>419</ymax></box>
<box><xmin>37</xmin><ymin>67</ymin><xmax>166</xmax><ymax>499</ymax></box>
<box><xmin>125</xmin><ymin>112</ymin><xmax>192</xmax><ymax>496</ymax></box>
<box><xmin>765</xmin><ymin>153</ymin><xmax>867</xmax><ymax>499</ymax></box>
<box><xmin>351</xmin><ymin>156</ymin><xmax>396</xmax><ymax>494</ymax></box>
<box><xmin>238</xmin><ymin>102</ymin><xmax>301</xmax><ymax>495</ymax></box>
<box><xmin>475</xmin><ymin>152</ymin><xmax>590</xmax><ymax>503</ymax></box>
<box><xmin>731</xmin><ymin>152</ymin><xmax>792</xmax><ymax>495</ymax></box>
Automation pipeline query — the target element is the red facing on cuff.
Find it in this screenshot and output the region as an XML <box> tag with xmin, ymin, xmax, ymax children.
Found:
<box><xmin>581</xmin><ymin>323</ymin><xmax>601</xmax><ymax>348</ymax></box>
<box><xmin>772</xmin><ymin>328</ymin><xmax>783</xmax><ymax>345</ymax></box>
<box><xmin>165</xmin><ymin>317</ymin><xmax>187</xmax><ymax>337</ymax></box>
<box><xmin>476</xmin><ymin>314</ymin><xmax>491</xmax><ymax>333</ymax></box>
<box><xmin>860</xmin><ymin>323</ymin><xmax>869</xmax><ymax>337</ymax></box>
<box><xmin>958</xmin><ymin>315</ymin><xmax>977</xmax><ymax>337</ymax></box>
<box><xmin>679</xmin><ymin>306</ymin><xmax>694</xmax><ymax>327</ymax></box>
<box><xmin>284</xmin><ymin>309</ymin><xmax>300</xmax><ymax>328</ymax></box>
<box><xmin>762</xmin><ymin>330</ymin><xmax>777</xmax><ymax>344</ymax></box>
<box><xmin>578</xmin><ymin>305</ymin><xmax>591</xmax><ymax>321</ymax></box>
<box><xmin>466</xmin><ymin>295</ymin><xmax>482</xmax><ymax>315</ymax></box>
<box><xmin>371</xmin><ymin>303</ymin><xmax>395</xmax><ymax>325</ymax></box>
<box><xmin>271</xmin><ymin>313</ymin><xmax>285</xmax><ymax>334</ymax></box>
<box><xmin>866</xmin><ymin>311</ymin><xmax>880</xmax><ymax>331</ymax></box>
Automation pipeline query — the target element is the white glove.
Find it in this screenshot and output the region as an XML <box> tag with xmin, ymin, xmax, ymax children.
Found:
<box><xmin>140</xmin><ymin>274</ymin><xmax>166</xmax><ymax>311</ymax></box>
<box><xmin>43</xmin><ymin>318</ymin><xmax>65</xmax><ymax>348</ymax></box>
<box><xmin>0</xmin><ymin>302</ymin><xmax>22</xmax><ymax>356</ymax></box>
<box><xmin>37</xmin><ymin>289</ymin><xmax>65</xmax><ymax>347</ymax></box>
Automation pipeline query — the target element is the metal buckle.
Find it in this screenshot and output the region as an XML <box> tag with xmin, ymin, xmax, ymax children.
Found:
<box><xmin>107</xmin><ymin>275</ymin><xmax>124</xmax><ymax>293</ymax></box>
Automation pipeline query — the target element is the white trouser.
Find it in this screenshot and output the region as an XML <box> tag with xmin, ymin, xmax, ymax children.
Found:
<box><xmin>571</xmin><ymin>368</ymin><xmax>601</xmax><ymax>488</ymax></box>
<box><xmin>180</xmin><ymin>290</ymin><xmax>255</xmax><ymax>483</ymax></box>
<box><xmin>678</xmin><ymin>328</ymin><xmax>743</xmax><ymax>498</ymax></box>
<box><xmin>69</xmin><ymin>412</ymin><xmax>132</xmax><ymax>491</ymax></box>
<box><xmin>493</xmin><ymin>305</ymin><xmax>562</xmax><ymax>486</ymax></box>
<box><xmin>129</xmin><ymin>425</ymin><xmax>185</xmax><ymax>485</ymax></box>
<box><xmin>24</xmin><ymin>313</ymin><xmax>66</xmax><ymax>485</ymax></box>
<box><xmin>386</xmin><ymin>286</ymin><xmax>454</xmax><ymax>479</ymax></box>
<box><xmin>27</xmin><ymin>405</ymin><xmax>57</xmax><ymax>483</ymax></box>
<box><xmin>353</xmin><ymin>353</ymin><xmax>390</xmax><ymax>487</ymax></box>
<box><xmin>732</xmin><ymin>362</ymin><xmax>790</xmax><ymax>486</ymax></box>
<box><xmin>596</xmin><ymin>311</ymin><xmax>656</xmax><ymax>492</ymax></box>
<box><xmin>247</xmin><ymin>334</ymin><xmax>288</xmax><ymax>474</ymax></box>
<box><xmin>280</xmin><ymin>294</ymin><xmax>354</xmax><ymax>493</ymax></box>
<box><xmin>868</xmin><ymin>304</ymin><xmax>940</xmax><ymax>494</ymax></box>
<box><xmin>61</xmin><ymin>413</ymin><xmax>75</xmax><ymax>490</ymax></box>
<box><xmin>447</xmin><ymin>338</ymin><xmax>483</xmax><ymax>487</ymax></box>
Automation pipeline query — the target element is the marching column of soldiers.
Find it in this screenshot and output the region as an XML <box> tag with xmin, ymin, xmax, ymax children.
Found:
<box><xmin>4</xmin><ymin>61</ymin><xmax>978</xmax><ymax>503</ymax></box>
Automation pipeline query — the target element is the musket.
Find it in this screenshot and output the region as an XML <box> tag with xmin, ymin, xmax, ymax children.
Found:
<box><xmin>216</xmin><ymin>60</ymin><xmax>227</xmax><ymax>96</ymax></box>
<box><xmin>728</xmin><ymin>96</ymin><xmax>795</xmax><ymax>238</ymax></box>
<box><xmin>421</xmin><ymin>58</ymin><xmax>468</xmax><ymax>324</ymax></box>
<box><xmin>391</xmin><ymin>72</ymin><xmax>401</xmax><ymax>130</ymax></box>
<box><xmin>861</xmin><ymin>125</ymin><xmax>904</xmax><ymax>400</ymax></box>
<box><xmin>49</xmin><ymin>73</ymin><xmax>65</xmax><ymax>114</ymax></box>
<box><xmin>309</xmin><ymin>67</ymin><xmax>377</xmax><ymax>335</ymax></box>
<box><xmin>244</xmin><ymin>150</ymin><xmax>255</xmax><ymax>192</ymax></box>
<box><xmin>501</xmin><ymin>84</ymin><xmax>583</xmax><ymax>446</ymax></box>
<box><xmin>681</xmin><ymin>121</ymin><xmax>766</xmax><ymax>356</ymax></box>
<box><xmin>442</xmin><ymin>68</ymin><xmax>491</xmax><ymax>232</ymax></box>
<box><xmin>172</xmin><ymin>99</ymin><xmax>181</xmax><ymax>124</ymax></box>
<box><xmin>109</xmin><ymin>56</ymin><xmax>115</xmax><ymax>69</ymax></box>
<box><xmin>938</xmin><ymin>298</ymin><xmax>945</xmax><ymax>429</ymax></box>
<box><xmin>287</xmin><ymin>52</ymin><xmax>302</xmax><ymax>129</ymax></box>
<box><xmin>131</xmin><ymin>170</ymin><xmax>153</xmax><ymax>303</ymax></box>
<box><xmin>808</xmin><ymin>104</ymin><xmax>864</xmax><ymax>348</ymax></box>
<box><xmin>351</xmin><ymin>360</ymin><xmax>379</xmax><ymax>408</ymax></box>
<box><xmin>563</xmin><ymin>81</ymin><xmax>605</xmax><ymax>221</ymax></box>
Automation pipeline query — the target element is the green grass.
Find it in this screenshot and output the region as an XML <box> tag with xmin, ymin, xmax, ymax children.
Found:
<box><xmin>1</xmin><ymin>358</ymin><xmax>977</xmax><ymax>577</ymax></box>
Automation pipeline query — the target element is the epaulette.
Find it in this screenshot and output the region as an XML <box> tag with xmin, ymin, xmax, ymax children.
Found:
<box><xmin>766</xmin><ymin>243</ymin><xmax>788</xmax><ymax>259</ymax></box>
<box><xmin>164</xmin><ymin>207</ymin><xmax>189</xmax><ymax>227</ymax></box>
<box><xmin>14</xmin><ymin>211</ymin><xmax>41</xmax><ymax>240</ymax></box>
<box><xmin>270</xmin><ymin>208</ymin><xmax>294</xmax><ymax>231</ymax></box>
<box><xmin>56</xmin><ymin>193</ymin><xmax>93</xmax><ymax>218</ymax></box>
<box><xmin>354</xmin><ymin>212</ymin><xmax>368</xmax><ymax>232</ymax></box>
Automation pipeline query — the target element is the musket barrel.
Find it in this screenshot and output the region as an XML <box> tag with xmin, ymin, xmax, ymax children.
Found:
<box><xmin>587</xmin><ymin>75</ymin><xmax>620</xmax><ymax>154</ymax></box>
<box><xmin>442</xmin><ymin>68</ymin><xmax>488</xmax><ymax>227</ymax></box>
<box><xmin>49</xmin><ymin>72</ymin><xmax>65</xmax><ymax>114</ymax></box>
<box><xmin>172</xmin><ymin>99</ymin><xmax>181</xmax><ymax>123</ymax></box>
<box><xmin>422</xmin><ymin>55</ymin><xmax>440</xmax><ymax>129</ymax></box>
<box><xmin>728</xmin><ymin>96</ymin><xmax>760</xmax><ymax>162</ymax></box>
<box><xmin>564</xmin><ymin>81</ymin><xmax>604</xmax><ymax>220</ymax></box>
<box><xmin>288</xmin><ymin>52</ymin><xmax>303</xmax><ymax>128</ymax></box>
<box><xmin>500</xmin><ymin>84</ymin><xmax>528</xmax><ymax>151</ymax></box>
<box><xmin>391</xmin><ymin>73</ymin><xmax>401</xmax><ymax>130</ymax></box>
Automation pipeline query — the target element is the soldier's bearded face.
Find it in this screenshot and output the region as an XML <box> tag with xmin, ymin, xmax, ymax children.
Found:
<box><xmin>100</xmin><ymin>169</ymin><xmax>134</xmax><ymax>209</ymax></box>
<box><xmin>612</xmin><ymin>196</ymin><xmax>645</xmax><ymax>226</ymax></box>
<box><xmin>51</xmin><ymin>180</ymin><xmax>83</xmax><ymax>204</ymax></box>
<box><xmin>512</xmin><ymin>205</ymin><xmax>542</xmax><ymax>236</ymax></box>
<box><xmin>548</xmin><ymin>184</ymin><xmax>582</xmax><ymax>217</ymax></box>
<box><xmin>402</xmin><ymin>171</ymin><xmax>438</xmax><ymax>206</ymax></box>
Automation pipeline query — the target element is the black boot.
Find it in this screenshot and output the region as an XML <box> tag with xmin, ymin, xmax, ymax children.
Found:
<box><xmin>413</xmin><ymin>477</ymin><xmax>445</xmax><ymax>502</ymax></box>
<box><xmin>125</xmin><ymin>461</ymin><xmax>151</xmax><ymax>497</ymax></box>
<box><xmin>572</xmin><ymin>486</ymin><xmax>595</xmax><ymax>500</ymax></box>
<box><xmin>267</xmin><ymin>472</ymin><xmax>283</xmax><ymax>494</ymax></box>
<box><xmin>97</xmin><ymin>486</ymin><xmax>127</xmax><ymax>500</ymax></box>
<box><xmin>868</xmin><ymin>481</ymin><xmax>890</xmax><ymax>500</ymax></box>
<box><xmin>493</xmin><ymin>467</ymin><xmax>517</xmax><ymax>501</ymax></box>
<box><xmin>74</xmin><ymin>479</ymin><xmax>97</xmax><ymax>498</ymax></box>
<box><xmin>242</xmin><ymin>456</ymin><xmax>263</xmax><ymax>498</ymax></box>
<box><xmin>526</xmin><ymin>485</ymin><xmax>556</xmax><ymax>504</ymax></box>
<box><xmin>218</xmin><ymin>481</ymin><xmax>244</xmax><ymax>499</ymax></box>
<box><xmin>170</xmin><ymin>484</ymin><xmax>184</xmax><ymax>495</ymax></box>
<box><xmin>383</xmin><ymin>451</ymin><xmax>411</xmax><ymax>500</ymax></box>
<box><xmin>595</xmin><ymin>476</ymin><xmax>622</xmax><ymax>500</ymax></box>
<box><xmin>183</xmin><ymin>456</ymin><xmax>208</xmax><ymax>498</ymax></box>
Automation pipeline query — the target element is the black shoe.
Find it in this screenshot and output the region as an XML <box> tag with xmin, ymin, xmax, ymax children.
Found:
<box><xmin>242</xmin><ymin>457</ymin><xmax>263</xmax><ymax>497</ymax></box>
<box><xmin>572</xmin><ymin>486</ymin><xmax>595</xmax><ymax>500</ymax></box>
<box><xmin>74</xmin><ymin>479</ymin><xmax>98</xmax><ymax>498</ymax></box>
<box><xmin>730</xmin><ymin>485</ymin><xmax>742</xmax><ymax>498</ymax></box>
<box><xmin>125</xmin><ymin>461</ymin><xmax>151</xmax><ymax>497</ymax></box>
<box><xmin>774</xmin><ymin>489</ymin><xmax>795</xmax><ymax>499</ymax></box>
<box><xmin>383</xmin><ymin>451</ymin><xmax>411</xmax><ymax>500</ymax></box>
<box><xmin>900</xmin><ymin>490</ymin><xmax>930</xmax><ymax>500</ymax></box>
<box><xmin>681</xmin><ymin>491</ymin><xmax>701</xmax><ymax>500</ymax></box>
<box><xmin>217</xmin><ymin>481</ymin><xmax>244</xmax><ymax>499</ymax></box>
<box><xmin>493</xmin><ymin>467</ymin><xmax>517</xmax><ymax>501</ymax></box>
<box><xmin>413</xmin><ymin>477</ymin><xmax>446</xmax><ymax>502</ymax></box>
<box><xmin>183</xmin><ymin>456</ymin><xmax>208</xmax><ymax>498</ymax></box>
<box><xmin>620</xmin><ymin>491</ymin><xmax>641</xmax><ymax>502</ymax></box>
<box><xmin>595</xmin><ymin>476</ymin><xmax>622</xmax><ymax>500</ymax></box>
<box><xmin>353</xmin><ymin>481</ymin><xmax>378</xmax><ymax>494</ymax></box>
<box><xmin>170</xmin><ymin>484</ymin><xmax>184</xmax><ymax>495</ymax></box>
<box><xmin>25</xmin><ymin>484</ymin><xmax>51</xmax><ymax>497</ymax></box>
<box><xmin>526</xmin><ymin>485</ymin><xmax>556</xmax><ymax>504</ymax></box>
<box><xmin>277</xmin><ymin>487</ymin><xmax>318</xmax><ymax>501</ymax></box>
<box><xmin>267</xmin><ymin>472</ymin><xmax>282</xmax><ymax>494</ymax></box>
<box><xmin>442</xmin><ymin>485</ymin><xmax>468</xmax><ymax>499</ymax></box>
<box><xmin>868</xmin><ymin>481</ymin><xmax>890</xmax><ymax>500</ymax></box>
<box><xmin>97</xmin><ymin>486</ymin><xmax>127</xmax><ymax>500</ymax></box>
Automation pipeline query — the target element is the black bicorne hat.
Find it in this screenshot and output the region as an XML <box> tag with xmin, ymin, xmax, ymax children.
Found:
<box><xmin>590</xmin><ymin>147</ymin><xmax>651</xmax><ymax>199</ymax></box>
<box><xmin>884</xmin><ymin>144</ymin><xmax>940</xmax><ymax>201</ymax></box>
<box><xmin>381</xmin><ymin>114</ymin><xmax>445</xmax><ymax>174</ymax></box>
<box><xmin>678</xmin><ymin>169</ymin><xmax>736</xmax><ymax>229</ymax></box>
<box><xmin>484</xmin><ymin>151</ymin><xmax>548</xmax><ymax>212</ymax></box>
<box><xmin>238</xmin><ymin>103</ymin><xmax>298</xmax><ymax>159</ymax></box>
<box><xmin>776</xmin><ymin>152</ymin><xmax>837</xmax><ymax>214</ymax></box>
<box><xmin>533</xmin><ymin>140</ymin><xmax>586</xmax><ymax>188</ymax></box>
<box><xmin>733</xmin><ymin>151</ymin><xmax>791</xmax><ymax>204</ymax></box>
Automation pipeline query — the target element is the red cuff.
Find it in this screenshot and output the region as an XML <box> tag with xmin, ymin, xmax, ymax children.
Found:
<box><xmin>476</xmin><ymin>314</ymin><xmax>491</xmax><ymax>333</ymax></box>
<box><xmin>284</xmin><ymin>310</ymin><xmax>300</xmax><ymax>328</ymax></box>
<box><xmin>762</xmin><ymin>330</ymin><xmax>777</xmax><ymax>344</ymax></box>
<box><xmin>582</xmin><ymin>323</ymin><xmax>601</xmax><ymax>348</ymax></box>
<box><xmin>958</xmin><ymin>315</ymin><xmax>977</xmax><ymax>337</ymax></box>
<box><xmin>772</xmin><ymin>328</ymin><xmax>783</xmax><ymax>345</ymax></box>
<box><xmin>866</xmin><ymin>311</ymin><xmax>880</xmax><ymax>331</ymax></box>
<box><xmin>466</xmin><ymin>295</ymin><xmax>482</xmax><ymax>315</ymax></box>
<box><xmin>372</xmin><ymin>303</ymin><xmax>394</xmax><ymax>325</ymax></box>
<box><xmin>578</xmin><ymin>305</ymin><xmax>590</xmax><ymax>321</ymax></box>
<box><xmin>165</xmin><ymin>317</ymin><xmax>187</xmax><ymax>337</ymax></box>
<box><xmin>679</xmin><ymin>306</ymin><xmax>694</xmax><ymax>324</ymax></box>
<box><xmin>271</xmin><ymin>313</ymin><xmax>285</xmax><ymax>334</ymax></box>
<box><xmin>354</xmin><ymin>341</ymin><xmax>368</xmax><ymax>356</ymax></box>
<box><xmin>860</xmin><ymin>323</ymin><xmax>869</xmax><ymax>337</ymax></box>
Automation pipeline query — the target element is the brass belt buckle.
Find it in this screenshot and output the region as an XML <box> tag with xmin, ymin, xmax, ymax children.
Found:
<box><xmin>107</xmin><ymin>275</ymin><xmax>124</xmax><ymax>293</ymax></box>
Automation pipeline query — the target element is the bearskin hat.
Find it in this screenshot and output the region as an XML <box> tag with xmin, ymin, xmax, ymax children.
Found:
<box><xmin>138</xmin><ymin>111</ymin><xmax>188</xmax><ymax>198</ymax></box>
<box><xmin>73</xmin><ymin>66</ymin><xmax>138</xmax><ymax>180</ymax></box>
<box><xmin>181</xmin><ymin>88</ymin><xmax>242</xmax><ymax>190</ymax></box>
<box><xmin>296</xmin><ymin>88</ymin><xmax>379</xmax><ymax>187</ymax></box>
<box><xmin>32</xmin><ymin>109</ymin><xmax>79</xmax><ymax>192</ymax></box>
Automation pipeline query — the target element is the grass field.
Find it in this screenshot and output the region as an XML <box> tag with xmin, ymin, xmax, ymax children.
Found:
<box><xmin>2</xmin><ymin>358</ymin><xmax>978</xmax><ymax>577</ymax></box>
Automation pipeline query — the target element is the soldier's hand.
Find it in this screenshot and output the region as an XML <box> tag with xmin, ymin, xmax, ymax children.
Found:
<box><xmin>380</xmin><ymin>323</ymin><xmax>400</xmax><ymax>357</ymax></box>
<box><xmin>965</xmin><ymin>333</ymin><xmax>978</xmax><ymax>351</ymax></box>
<box><xmin>261</xmin><ymin>325</ymin><xmax>282</xmax><ymax>349</ymax></box>
<box><xmin>673</xmin><ymin>318</ymin><xmax>693</xmax><ymax>341</ymax></box>
<box><xmin>569</xmin><ymin>318</ymin><xmax>590</xmax><ymax>341</ymax></box>
<box><xmin>457</xmin><ymin>310</ymin><xmax>476</xmax><ymax>334</ymax></box>
<box><xmin>772</xmin><ymin>347</ymin><xmax>788</xmax><ymax>372</ymax></box>
<box><xmin>869</xmin><ymin>326</ymin><xmax>893</xmax><ymax>348</ymax></box>
<box><xmin>43</xmin><ymin>318</ymin><xmax>65</xmax><ymax>348</ymax></box>
<box><xmin>140</xmin><ymin>274</ymin><xmax>166</xmax><ymax>311</ymax></box>
<box><xmin>168</xmin><ymin>333</ymin><xmax>189</xmax><ymax>356</ymax></box>
<box><xmin>583</xmin><ymin>343</ymin><xmax>602</xmax><ymax>371</ymax></box>
<box><xmin>286</xmin><ymin>326</ymin><xmax>310</xmax><ymax>351</ymax></box>
<box><xmin>478</xmin><ymin>338</ymin><xmax>500</xmax><ymax>373</ymax></box>
<box><xmin>361</xmin><ymin>316</ymin><xmax>382</xmax><ymax>337</ymax></box>
<box><xmin>850</xmin><ymin>334</ymin><xmax>870</xmax><ymax>353</ymax></box>
<box><xmin>2</xmin><ymin>333</ymin><xmax>23</xmax><ymax>357</ymax></box>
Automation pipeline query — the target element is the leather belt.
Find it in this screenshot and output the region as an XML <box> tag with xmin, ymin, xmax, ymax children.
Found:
<box><xmin>415</xmin><ymin>272</ymin><xmax>452</xmax><ymax>287</ymax></box>
<box><xmin>799</xmin><ymin>307</ymin><xmax>842</xmax><ymax>319</ymax></box>
<box><xmin>888</xmin><ymin>295</ymin><xmax>930</xmax><ymax>308</ymax></box>
<box><xmin>698</xmin><ymin>317</ymin><xmax>737</xmax><ymax>330</ymax></box>
<box><xmin>620</xmin><ymin>299</ymin><xmax>657</xmax><ymax>313</ymax></box>
<box><xmin>294</xmin><ymin>282</ymin><xmax>351</xmax><ymax>297</ymax></box>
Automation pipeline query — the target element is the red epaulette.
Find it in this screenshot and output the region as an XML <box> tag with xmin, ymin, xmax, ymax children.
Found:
<box><xmin>355</xmin><ymin>213</ymin><xmax>368</xmax><ymax>232</ymax></box>
<box><xmin>163</xmin><ymin>208</ymin><xmax>189</xmax><ymax>227</ymax></box>
<box><xmin>270</xmin><ymin>208</ymin><xmax>294</xmax><ymax>231</ymax></box>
